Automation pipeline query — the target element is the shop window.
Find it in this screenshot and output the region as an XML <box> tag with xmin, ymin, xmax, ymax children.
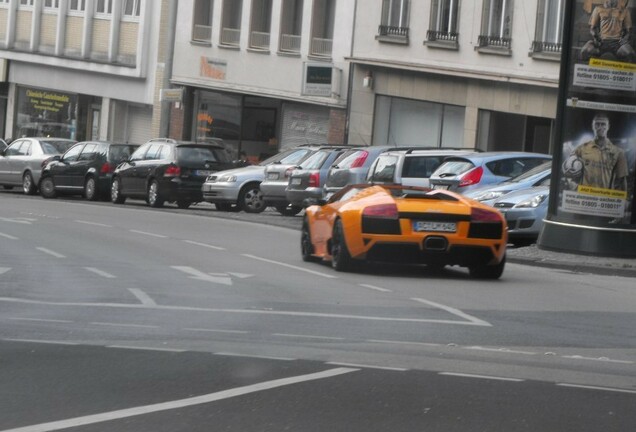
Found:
<box><xmin>192</xmin><ymin>0</ymin><xmax>213</xmax><ymax>43</ymax></box>
<box><xmin>220</xmin><ymin>0</ymin><xmax>242</xmax><ymax>46</ymax></box>
<box><xmin>531</xmin><ymin>0</ymin><xmax>563</xmax><ymax>59</ymax></box>
<box><xmin>377</xmin><ymin>0</ymin><xmax>409</xmax><ymax>44</ymax></box>
<box><xmin>426</xmin><ymin>0</ymin><xmax>459</xmax><ymax>49</ymax></box>
<box><xmin>279</xmin><ymin>0</ymin><xmax>303</xmax><ymax>54</ymax></box>
<box><xmin>477</xmin><ymin>0</ymin><xmax>513</xmax><ymax>54</ymax></box>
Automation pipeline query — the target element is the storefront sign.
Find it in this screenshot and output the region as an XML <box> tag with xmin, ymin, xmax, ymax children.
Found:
<box><xmin>200</xmin><ymin>57</ymin><xmax>227</xmax><ymax>80</ymax></box>
<box><xmin>15</xmin><ymin>87</ymin><xmax>77</xmax><ymax>139</ymax></box>
<box><xmin>160</xmin><ymin>88</ymin><xmax>183</xmax><ymax>102</ymax></box>
<box><xmin>302</xmin><ymin>63</ymin><xmax>337</xmax><ymax>97</ymax></box>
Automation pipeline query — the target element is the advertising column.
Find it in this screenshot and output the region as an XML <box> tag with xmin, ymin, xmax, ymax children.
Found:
<box><xmin>539</xmin><ymin>0</ymin><xmax>636</xmax><ymax>257</ymax></box>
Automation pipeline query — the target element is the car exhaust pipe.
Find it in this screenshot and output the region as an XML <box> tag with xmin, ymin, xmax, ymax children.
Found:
<box><xmin>423</xmin><ymin>236</ymin><xmax>448</xmax><ymax>251</ymax></box>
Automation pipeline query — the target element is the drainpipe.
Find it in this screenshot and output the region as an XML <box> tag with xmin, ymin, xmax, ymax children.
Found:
<box><xmin>159</xmin><ymin>0</ymin><xmax>178</xmax><ymax>138</ymax></box>
<box><xmin>344</xmin><ymin>0</ymin><xmax>357</xmax><ymax>145</ymax></box>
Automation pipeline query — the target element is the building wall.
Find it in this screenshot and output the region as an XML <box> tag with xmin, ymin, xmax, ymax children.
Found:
<box><xmin>64</xmin><ymin>16</ymin><xmax>83</xmax><ymax>54</ymax></box>
<box><xmin>15</xmin><ymin>10</ymin><xmax>32</xmax><ymax>45</ymax></box>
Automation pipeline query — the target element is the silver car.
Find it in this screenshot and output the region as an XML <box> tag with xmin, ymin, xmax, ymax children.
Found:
<box><xmin>0</xmin><ymin>137</ymin><xmax>76</xmax><ymax>194</ymax></box>
<box><xmin>492</xmin><ymin>185</ymin><xmax>550</xmax><ymax>247</ymax></box>
<box><xmin>202</xmin><ymin>147</ymin><xmax>318</xmax><ymax>213</ymax></box>
<box><xmin>323</xmin><ymin>146</ymin><xmax>394</xmax><ymax>196</ymax></box>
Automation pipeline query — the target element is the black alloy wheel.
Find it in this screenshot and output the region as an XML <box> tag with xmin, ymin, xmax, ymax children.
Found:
<box><xmin>301</xmin><ymin>218</ymin><xmax>316</xmax><ymax>262</ymax></box>
<box><xmin>331</xmin><ymin>219</ymin><xmax>353</xmax><ymax>272</ymax></box>
<box><xmin>238</xmin><ymin>184</ymin><xmax>266</xmax><ymax>213</ymax></box>
<box><xmin>147</xmin><ymin>180</ymin><xmax>164</xmax><ymax>208</ymax></box>
<box><xmin>84</xmin><ymin>177</ymin><xmax>98</xmax><ymax>201</ymax></box>
<box><xmin>39</xmin><ymin>176</ymin><xmax>57</xmax><ymax>199</ymax></box>
<box><xmin>111</xmin><ymin>178</ymin><xmax>126</xmax><ymax>204</ymax></box>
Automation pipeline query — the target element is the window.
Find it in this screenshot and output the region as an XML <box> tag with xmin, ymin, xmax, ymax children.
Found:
<box><xmin>19</xmin><ymin>0</ymin><xmax>34</xmax><ymax>7</ymax></box>
<box><xmin>377</xmin><ymin>0</ymin><xmax>409</xmax><ymax>41</ymax></box>
<box><xmin>44</xmin><ymin>0</ymin><xmax>60</xmax><ymax>8</ymax></box>
<box><xmin>310</xmin><ymin>0</ymin><xmax>335</xmax><ymax>56</ymax></box>
<box><xmin>531</xmin><ymin>0</ymin><xmax>564</xmax><ymax>56</ymax></box>
<box><xmin>478</xmin><ymin>0</ymin><xmax>513</xmax><ymax>51</ymax></box>
<box><xmin>123</xmin><ymin>0</ymin><xmax>141</xmax><ymax>17</ymax></box>
<box><xmin>220</xmin><ymin>0</ymin><xmax>242</xmax><ymax>46</ymax></box>
<box><xmin>427</xmin><ymin>0</ymin><xmax>459</xmax><ymax>47</ymax></box>
<box><xmin>192</xmin><ymin>0</ymin><xmax>213</xmax><ymax>42</ymax></box>
<box><xmin>95</xmin><ymin>0</ymin><xmax>112</xmax><ymax>15</ymax></box>
<box><xmin>69</xmin><ymin>0</ymin><xmax>85</xmax><ymax>11</ymax></box>
<box><xmin>61</xmin><ymin>144</ymin><xmax>84</xmax><ymax>163</ymax></box>
<box><xmin>249</xmin><ymin>0</ymin><xmax>272</xmax><ymax>50</ymax></box>
<box><xmin>279</xmin><ymin>0</ymin><xmax>303</xmax><ymax>53</ymax></box>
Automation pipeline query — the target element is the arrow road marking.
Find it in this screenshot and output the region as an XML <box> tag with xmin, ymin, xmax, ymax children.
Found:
<box><xmin>0</xmin><ymin>268</ymin><xmax>10</xmax><ymax>275</ymax></box>
<box><xmin>172</xmin><ymin>266</ymin><xmax>233</xmax><ymax>286</ymax></box>
<box><xmin>411</xmin><ymin>297</ymin><xmax>492</xmax><ymax>327</ymax></box>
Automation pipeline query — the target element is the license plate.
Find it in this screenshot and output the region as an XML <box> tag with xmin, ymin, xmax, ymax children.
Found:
<box><xmin>290</xmin><ymin>178</ymin><xmax>302</xmax><ymax>185</ymax></box>
<box><xmin>432</xmin><ymin>184</ymin><xmax>450</xmax><ymax>190</ymax></box>
<box><xmin>195</xmin><ymin>170</ymin><xmax>212</xmax><ymax>177</ymax></box>
<box><xmin>267</xmin><ymin>173</ymin><xmax>279</xmax><ymax>180</ymax></box>
<box><xmin>413</xmin><ymin>221</ymin><xmax>457</xmax><ymax>232</ymax></box>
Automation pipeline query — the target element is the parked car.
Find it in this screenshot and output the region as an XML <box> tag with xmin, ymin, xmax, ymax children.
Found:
<box><xmin>463</xmin><ymin>160</ymin><xmax>552</xmax><ymax>206</ymax></box>
<box><xmin>365</xmin><ymin>147</ymin><xmax>477</xmax><ymax>188</ymax></box>
<box><xmin>261</xmin><ymin>144</ymin><xmax>347</xmax><ymax>216</ymax></box>
<box><xmin>429</xmin><ymin>152</ymin><xmax>551</xmax><ymax>194</ymax></box>
<box><xmin>0</xmin><ymin>137</ymin><xmax>76</xmax><ymax>194</ymax></box>
<box><xmin>301</xmin><ymin>184</ymin><xmax>507</xmax><ymax>279</ymax></box>
<box><xmin>323</xmin><ymin>146</ymin><xmax>394</xmax><ymax>197</ymax></box>
<box><xmin>111</xmin><ymin>138</ymin><xmax>235</xmax><ymax>208</ymax></box>
<box><xmin>39</xmin><ymin>141</ymin><xmax>138</xmax><ymax>200</ymax></box>
<box><xmin>286</xmin><ymin>147</ymin><xmax>349</xmax><ymax>208</ymax></box>
<box><xmin>202</xmin><ymin>147</ymin><xmax>319</xmax><ymax>213</ymax></box>
<box><xmin>492</xmin><ymin>185</ymin><xmax>550</xmax><ymax>247</ymax></box>
<box><xmin>0</xmin><ymin>139</ymin><xmax>8</xmax><ymax>152</ymax></box>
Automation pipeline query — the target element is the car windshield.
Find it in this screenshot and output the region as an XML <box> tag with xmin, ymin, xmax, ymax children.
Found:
<box><xmin>108</xmin><ymin>145</ymin><xmax>138</xmax><ymax>163</ymax></box>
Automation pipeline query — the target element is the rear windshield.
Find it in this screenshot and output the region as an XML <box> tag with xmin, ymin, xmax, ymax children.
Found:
<box><xmin>402</xmin><ymin>156</ymin><xmax>448</xmax><ymax>178</ymax></box>
<box><xmin>333</xmin><ymin>150</ymin><xmax>365</xmax><ymax>169</ymax></box>
<box><xmin>300</xmin><ymin>150</ymin><xmax>329</xmax><ymax>170</ymax></box>
<box><xmin>485</xmin><ymin>157</ymin><xmax>548</xmax><ymax>178</ymax></box>
<box><xmin>177</xmin><ymin>146</ymin><xmax>232</xmax><ymax>164</ymax></box>
<box><xmin>41</xmin><ymin>140</ymin><xmax>75</xmax><ymax>155</ymax></box>
<box><xmin>432</xmin><ymin>159</ymin><xmax>475</xmax><ymax>177</ymax></box>
<box><xmin>278</xmin><ymin>149</ymin><xmax>312</xmax><ymax>165</ymax></box>
<box><xmin>109</xmin><ymin>145</ymin><xmax>138</xmax><ymax>164</ymax></box>
<box><xmin>508</xmin><ymin>161</ymin><xmax>552</xmax><ymax>182</ymax></box>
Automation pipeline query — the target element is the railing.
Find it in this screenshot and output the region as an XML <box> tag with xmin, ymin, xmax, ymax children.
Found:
<box><xmin>531</xmin><ymin>40</ymin><xmax>562</xmax><ymax>53</ymax></box>
<box><xmin>310</xmin><ymin>37</ymin><xmax>332</xmax><ymax>56</ymax></box>
<box><xmin>220</xmin><ymin>27</ymin><xmax>241</xmax><ymax>46</ymax></box>
<box><xmin>377</xmin><ymin>25</ymin><xmax>409</xmax><ymax>38</ymax></box>
<box><xmin>426</xmin><ymin>30</ymin><xmax>458</xmax><ymax>43</ymax></box>
<box><xmin>249</xmin><ymin>31</ymin><xmax>270</xmax><ymax>49</ymax></box>
<box><xmin>193</xmin><ymin>24</ymin><xmax>212</xmax><ymax>42</ymax></box>
<box><xmin>477</xmin><ymin>35</ymin><xmax>511</xmax><ymax>49</ymax></box>
<box><xmin>280</xmin><ymin>33</ymin><xmax>301</xmax><ymax>53</ymax></box>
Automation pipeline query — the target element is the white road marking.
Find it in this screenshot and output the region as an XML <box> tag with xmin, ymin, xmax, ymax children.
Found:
<box><xmin>359</xmin><ymin>283</ymin><xmax>392</xmax><ymax>293</ymax></box>
<box><xmin>128</xmin><ymin>289</ymin><xmax>157</xmax><ymax>306</ymax></box>
<box><xmin>214</xmin><ymin>352</ymin><xmax>296</xmax><ymax>361</ymax></box>
<box><xmin>182</xmin><ymin>240</ymin><xmax>226</xmax><ymax>250</ymax></box>
<box><xmin>184</xmin><ymin>328</ymin><xmax>249</xmax><ymax>334</ymax></box>
<box><xmin>464</xmin><ymin>346</ymin><xmax>538</xmax><ymax>355</ymax></box>
<box><xmin>439</xmin><ymin>372</ymin><xmax>524</xmax><ymax>382</ymax></box>
<box><xmin>75</xmin><ymin>220</ymin><xmax>112</xmax><ymax>228</ymax></box>
<box><xmin>560</xmin><ymin>355</ymin><xmax>633</xmax><ymax>364</ymax></box>
<box><xmin>8</xmin><ymin>318</ymin><xmax>72</xmax><ymax>324</ymax></box>
<box><xmin>172</xmin><ymin>266</ymin><xmax>233</xmax><ymax>286</ymax></box>
<box><xmin>0</xmin><ymin>232</ymin><xmax>18</xmax><ymax>240</ymax></box>
<box><xmin>0</xmin><ymin>267</ymin><xmax>10</xmax><ymax>275</ymax></box>
<box><xmin>242</xmin><ymin>254</ymin><xmax>338</xmax><ymax>279</ymax></box>
<box><xmin>91</xmin><ymin>322</ymin><xmax>159</xmax><ymax>329</ymax></box>
<box><xmin>107</xmin><ymin>345</ymin><xmax>185</xmax><ymax>353</ymax></box>
<box><xmin>36</xmin><ymin>247</ymin><xmax>66</xmax><ymax>258</ymax></box>
<box><xmin>274</xmin><ymin>333</ymin><xmax>346</xmax><ymax>341</ymax></box>
<box><xmin>228</xmin><ymin>272</ymin><xmax>253</xmax><ymax>279</ymax></box>
<box><xmin>85</xmin><ymin>267</ymin><xmax>116</xmax><ymax>279</ymax></box>
<box><xmin>0</xmin><ymin>368</ymin><xmax>358</xmax><ymax>432</ymax></box>
<box><xmin>326</xmin><ymin>362</ymin><xmax>407</xmax><ymax>372</ymax></box>
<box><xmin>367</xmin><ymin>339</ymin><xmax>442</xmax><ymax>347</ymax></box>
<box><xmin>3</xmin><ymin>338</ymin><xmax>78</xmax><ymax>346</ymax></box>
<box><xmin>0</xmin><ymin>217</ymin><xmax>31</xmax><ymax>225</ymax></box>
<box><xmin>411</xmin><ymin>297</ymin><xmax>492</xmax><ymax>327</ymax></box>
<box><xmin>129</xmin><ymin>229</ymin><xmax>168</xmax><ymax>238</ymax></box>
<box><xmin>556</xmin><ymin>383</ymin><xmax>636</xmax><ymax>394</ymax></box>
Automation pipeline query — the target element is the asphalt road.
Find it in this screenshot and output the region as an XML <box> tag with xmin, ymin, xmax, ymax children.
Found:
<box><xmin>1</xmin><ymin>192</ymin><xmax>635</xmax><ymax>431</ymax></box>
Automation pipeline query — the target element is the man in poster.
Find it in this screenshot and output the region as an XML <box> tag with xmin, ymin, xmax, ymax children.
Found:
<box><xmin>579</xmin><ymin>0</ymin><xmax>636</xmax><ymax>63</ymax></box>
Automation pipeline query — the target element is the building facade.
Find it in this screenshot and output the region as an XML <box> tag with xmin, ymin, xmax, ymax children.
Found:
<box><xmin>169</xmin><ymin>0</ymin><xmax>354</xmax><ymax>163</ymax></box>
<box><xmin>347</xmin><ymin>0</ymin><xmax>563</xmax><ymax>154</ymax></box>
<box><xmin>0</xmin><ymin>0</ymin><xmax>168</xmax><ymax>145</ymax></box>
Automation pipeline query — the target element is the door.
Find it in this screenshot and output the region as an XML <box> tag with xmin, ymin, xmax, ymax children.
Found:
<box><xmin>50</xmin><ymin>143</ymin><xmax>84</xmax><ymax>190</ymax></box>
<box><xmin>118</xmin><ymin>143</ymin><xmax>148</xmax><ymax>195</ymax></box>
<box><xmin>0</xmin><ymin>140</ymin><xmax>25</xmax><ymax>184</ymax></box>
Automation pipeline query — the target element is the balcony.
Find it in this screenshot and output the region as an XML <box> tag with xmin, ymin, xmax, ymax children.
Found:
<box><xmin>476</xmin><ymin>35</ymin><xmax>512</xmax><ymax>55</ymax></box>
<box><xmin>193</xmin><ymin>24</ymin><xmax>212</xmax><ymax>43</ymax></box>
<box><xmin>220</xmin><ymin>27</ymin><xmax>241</xmax><ymax>47</ymax></box>
<box><xmin>376</xmin><ymin>25</ymin><xmax>409</xmax><ymax>44</ymax></box>
<box><xmin>529</xmin><ymin>40</ymin><xmax>562</xmax><ymax>61</ymax></box>
<box><xmin>310</xmin><ymin>37</ymin><xmax>332</xmax><ymax>57</ymax></box>
<box><xmin>249</xmin><ymin>31</ymin><xmax>270</xmax><ymax>50</ymax></box>
<box><xmin>280</xmin><ymin>33</ymin><xmax>301</xmax><ymax>54</ymax></box>
<box><xmin>425</xmin><ymin>30</ymin><xmax>459</xmax><ymax>50</ymax></box>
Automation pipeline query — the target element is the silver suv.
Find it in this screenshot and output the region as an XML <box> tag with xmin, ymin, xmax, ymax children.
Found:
<box><xmin>365</xmin><ymin>148</ymin><xmax>476</xmax><ymax>188</ymax></box>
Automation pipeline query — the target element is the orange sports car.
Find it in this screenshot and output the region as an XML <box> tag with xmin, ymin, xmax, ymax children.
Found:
<box><xmin>301</xmin><ymin>184</ymin><xmax>507</xmax><ymax>279</ymax></box>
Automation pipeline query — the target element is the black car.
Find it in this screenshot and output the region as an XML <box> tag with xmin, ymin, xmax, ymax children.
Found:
<box><xmin>110</xmin><ymin>138</ymin><xmax>236</xmax><ymax>208</ymax></box>
<box><xmin>39</xmin><ymin>141</ymin><xmax>139</xmax><ymax>201</ymax></box>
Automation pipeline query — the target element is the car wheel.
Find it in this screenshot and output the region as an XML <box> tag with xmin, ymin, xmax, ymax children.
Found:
<box><xmin>111</xmin><ymin>177</ymin><xmax>126</xmax><ymax>204</ymax></box>
<box><xmin>177</xmin><ymin>200</ymin><xmax>191</xmax><ymax>209</ymax></box>
<box><xmin>238</xmin><ymin>184</ymin><xmax>266</xmax><ymax>213</ymax></box>
<box><xmin>84</xmin><ymin>177</ymin><xmax>98</xmax><ymax>201</ymax></box>
<box><xmin>301</xmin><ymin>218</ymin><xmax>316</xmax><ymax>262</ymax></box>
<box><xmin>331</xmin><ymin>219</ymin><xmax>353</xmax><ymax>272</ymax></box>
<box><xmin>469</xmin><ymin>254</ymin><xmax>506</xmax><ymax>280</ymax></box>
<box><xmin>147</xmin><ymin>180</ymin><xmax>164</xmax><ymax>208</ymax></box>
<box><xmin>22</xmin><ymin>172</ymin><xmax>36</xmax><ymax>195</ymax></box>
<box><xmin>39</xmin><ymin>176</ymin><xmax>57</xmax><ymax>199</ymax></box>
<box><xmin>275</xmin><ymin>204</ymin><xmax>303</xmax><ymax>216</ymax></box>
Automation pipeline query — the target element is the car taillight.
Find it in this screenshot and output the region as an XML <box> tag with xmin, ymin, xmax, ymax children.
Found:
<box><xmin>471</xmin><ymin>207</ymin><xmax>501</xmax><ymax>222</ymax></box>
<box><xmin>164</xmin><ymin>165</ymin><xmax>181</xmax><ymax>177</ymax></box>
<box><xmin>459</xmin><ymin>166</ymin><xmax>483</xmax><ymax>187</ymax></box>
<box><xmin>308</xmin><ymin>172</ymin><xmax>320</xmax><ymax>187</ymax></box>
<box><xmin>284</xmin><ymin>167</ymin><xmax>296</xmax><ymax>179</ymax></box>
<box><xmin>350</xmin><ymin>151</ymin><xmax>369</xmax><ymax>168</ymax></box>
<box><xmin>100</xmin><ymin>162</ymin><xmax>114</xmax><ymax>174</ymax></box>
<box><xmin>362</xmin><ymin>203</ymin><xmax>398</xmax><ymax>219</ymax></box>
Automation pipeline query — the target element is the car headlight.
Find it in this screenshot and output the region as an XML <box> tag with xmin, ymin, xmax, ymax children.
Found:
<box><xmin>513</xmin><ymin>194</ymin><xmax>548</xmax><ymax>208</ymax></box>
<box><xmin>476</xmin><ymin>190</ymin><xmax>508</xmax><ymax>201</ymax></box>
<box><xmin>219</xmin><ymin>175</ymin><xmax>237</xmax><ymax>182</ymax></box>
